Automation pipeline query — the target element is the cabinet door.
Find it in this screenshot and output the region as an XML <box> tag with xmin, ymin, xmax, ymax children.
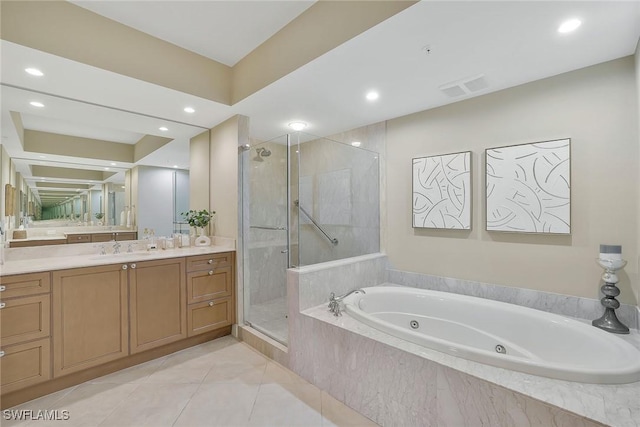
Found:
<box><xmin>187</xmin><ymin>267</ymin><xmax>232</xmax><ymax>304</ymax></box>
<box><xmin>129</xmin><ymin>258</ymin><xmax>186</xmax><ymax>354</ymax></box>
<box><xmin>52</xmin><ymin>264</ymin><xmax>128</xmax><ymax>377</ymax></box>
<box><xmin>1</xmin><ymin>338</ymin><xmax>51</xmax><ymax>394</ymax></box>
<box><xmin>0</xmin><ymin>294</ymin><xmax>51</xmax><ymax>346</ymax></box>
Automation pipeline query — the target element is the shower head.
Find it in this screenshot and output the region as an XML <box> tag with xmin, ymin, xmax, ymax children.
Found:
<box><xmin>258</xmin><ymin>148</ymin><xmax>271</xmax><ymax>157</ymax></box>
<box><xmin>254</xmin><ymin>147</ymin><xmax>271</xmax><ymax>161</ymax></box>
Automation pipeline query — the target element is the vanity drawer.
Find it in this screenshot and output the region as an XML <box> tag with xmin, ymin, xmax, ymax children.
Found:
<box><xmin>187</xmin><ymin>298</ymin><xmax>233</xmax><ymax>337</ymax></box>
<box><xmin>0</xmin><ymin>272</ymin><xmax>50</xmax><ymax>299</ymax></box>
<box><xmin>187</xmin><ymin>267</ymin><xmax>232</xmax><ymax>304</ymax></box>
<box><xmin>116</xmin><ymin>232</ymin><xmax>137</xmax><ymax>241</ymax></box>
<box><xmin>91</xmin><ymin>233</ymin><xmax>116</xmax><ymax>243</ymax></box>
<box><xmin>1</xmin><ymin>294</ymin><xmax>51</xmax><ymax>346</ymax></box>
<box><xmin>186</xmin><ymin>253</ymin><xmax>232</xmax><ymax>272</ymax></box>
<box><xmin>67</xmin><ymin>234</ymin><xmax>91</xmax><ymax>244</ymax></box>
<box><xmin>1</xmin><ymin>338</ymin><xmax>52</xmax><ymax>394</ymax></box>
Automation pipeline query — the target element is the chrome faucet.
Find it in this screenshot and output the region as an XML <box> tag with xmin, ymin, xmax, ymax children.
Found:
<box><xmin>328</xmin><ymin>289</ymin><xmax>366</xmax><ymax>316</ymax></box>
<box><xmin>113</xmin><ymin>242</ymin><xmax>122</xmax><ymax>254</ymax></box>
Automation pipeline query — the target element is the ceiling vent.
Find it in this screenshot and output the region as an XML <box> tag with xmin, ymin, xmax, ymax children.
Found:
<box><xmin>439</xmin><ymin>74</ymin><xmax>489</xmax><ymax>98</ymax></box>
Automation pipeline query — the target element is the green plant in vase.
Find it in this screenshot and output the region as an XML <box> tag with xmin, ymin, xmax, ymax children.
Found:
<box><xmin>94</xmin><ymin>212</ymin><xmax>104</xmax><ymax>225</ymax></box>
<box><xmin>181</xmin><ymin>209</ymin><xmax>216</xmax><ymax>246</ymax></box>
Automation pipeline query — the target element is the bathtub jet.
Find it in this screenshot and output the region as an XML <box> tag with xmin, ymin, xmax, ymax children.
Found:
<box><xmin>342</xmin><ymin>286</ymin><xmax>640</xmax><ymax>384</ymax></box>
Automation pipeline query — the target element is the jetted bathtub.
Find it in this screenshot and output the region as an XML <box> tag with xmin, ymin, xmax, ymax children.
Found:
<box><xmin>342</xmin><ymin>286</ymin><xmax>640</xmax><ymax>384</ymax></box>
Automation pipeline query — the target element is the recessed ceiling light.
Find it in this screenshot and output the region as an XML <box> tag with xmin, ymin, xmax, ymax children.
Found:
<box><xmin>288</xmin><ymin>122</ymin><xmax>307</xmax><ymax>131</ymax></box>
<box><xmin>184</xmin><ymin>107</ymin><xmax>195</xmax><ymax>113</ymax></box>
<box><xmin>159</xmin><ymin>126</ymin><xmax>169</xmax><ymax>132</ymax></box>
<box><xmin>558</xmin><ymin>18</ymin><xmax>581</xmax><ymax>33</ymax></box>
<box><xmin>110</xmin><ymin>162</ymin><xmax>117</xmax><ymax>166</ymax></box>
<box><xmin>25</xmin><ymin>68</ymin><xmax>44</xmax><ymax>77</ymax></box>
<box><xmin>30</xmin><ymin>101</ymin><xmax>45</xmax><ymax>108</ymax></box>
<box><xmin>351</xmin><ymin>141</ymin><xmax>362</xmax><ymax>147</ymax></box>
<box><xmin>366</xmin><ymin>91</ymin><xmax>379</xmax><ymax>101</ymax></box>
<box><xmin>104</xmin><ymin>167</ymin><xmax>110</xmax><ymax>171</ymax></box>
<box><xmin>173</xmin><ymin>165</ymin><xmax>179</xmax><ymax>168</ymax></box>
<box><xmin>39</xmin><ymin>155</ymin><xmax>46</xmax><ymax>159</ymax></box>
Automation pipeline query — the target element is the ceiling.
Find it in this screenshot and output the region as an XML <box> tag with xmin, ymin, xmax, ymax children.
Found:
<box><xmin>2</xmin><ymin>1</ymin><xmax>639</xmax><ymax>206</ymax></box>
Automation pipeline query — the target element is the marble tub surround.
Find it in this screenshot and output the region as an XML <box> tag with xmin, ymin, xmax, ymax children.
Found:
<box><xmin>287</xmin><ymin>255</ymin><xmax>638</xmax><ymax>426</ymax></box>
<box><xmin>295</xmin><ymin>304</ymin><xmax>638</xmax><ymax>427</ymax></box>
<box><xmin>292</xmin><ymin>253</ymin><xmax>389</xmax><ymax>311</ymax></box>
<box><xmin>388</xmin><ymin>269</ymin><xmax>640</xmax><ymax>331</ymax></box>
<box><xmin>0</xmin><ymin>237</ymin><xmax>235</xmax><ymax>276</ymax></box>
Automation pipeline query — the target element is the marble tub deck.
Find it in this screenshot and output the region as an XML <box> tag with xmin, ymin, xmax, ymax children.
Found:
<box><xmin>300</xmin><ymin>302</ymin><xmax>640</xmax><ymax>427</ymax></box>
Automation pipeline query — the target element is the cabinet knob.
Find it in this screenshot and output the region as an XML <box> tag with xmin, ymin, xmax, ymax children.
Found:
<box><xmin>208</xmin><ymin>270</ymin><xmax>213</xmax><ymax>275</ymax></box>
<box><xmin>78</xmin><ymin>236</ymin><xmax>82</xmax><ymax>240</ymax></box>
<box><xmin>0</xmin><ymin>351</ymin><xmax>4</xmax><ymax>358</ymax></box>
<box><xmin>122</xmin><ymin>265</ymin><xmax>128</xmax><ymax>270</ymax></box>
<box><xmin>0</xmin><ymin>302</ymin><xmax>5</xmax><ymax>309</ymax></box>
<box><xmin>131</xmin><ymin>264</ymin><xmax>136</xmax><ymax>269</ymax></box>
<box><xmin>207</xmin><ymin>259</ymin><xmax>213</xmax><ymax>264</ymax></box>
<box><xmin>208</xmin><ymin>301</ymin><xmax>214</xmax><ymax>307</ymax></box>
<box><xmin>0</xmin><ymin>285</ymin><xmax>5</xmax><ymax>292</ymax></box>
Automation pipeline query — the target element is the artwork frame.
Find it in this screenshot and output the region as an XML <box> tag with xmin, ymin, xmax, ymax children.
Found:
<box><xmin>485</xmin><ymin>138</ymin><xmax>571</xmax><ymax>234</ymax></box>
<box><xmin>412</xmin><ymin>151</ymin><xmax>472</xmax><ymax>230</ymax></box>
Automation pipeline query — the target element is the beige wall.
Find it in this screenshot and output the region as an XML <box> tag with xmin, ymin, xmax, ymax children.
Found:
<box><xmin>209</xmin><ymin>115</ymin><xmax>249</xmax><ymax>239</ymax></box>
<box><xmin>635</xmin><ymin>39</ymin><xmax>640</xmax><ymax>306</ymax></box>
<box><xmin>386</xmin><ymin>57</ymin><xmax>639</xmax><ymax>304</ymax></box>
<box><xmin>189</xmin><ymin>131</ymin><xmax>211</xmax><ymax>212</ymax></box>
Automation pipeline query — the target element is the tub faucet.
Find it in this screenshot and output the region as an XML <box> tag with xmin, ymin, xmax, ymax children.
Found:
<box><xmin>328</xmin><ymin>289</ymin><xmax>366</xmax><ymax>317</ymax></box>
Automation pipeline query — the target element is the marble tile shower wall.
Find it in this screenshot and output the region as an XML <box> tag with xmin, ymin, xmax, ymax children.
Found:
<box><xmin>247</xmin><ymin>142</ymin><xmax>288</xmax><ymax>305</ymax></box>
<box><xmin>388</xmin><ymin>269</ymin><xmax>639</xmax><ymax>330</ymax></box>
<box><xmin>291</xmin><ymin>134</ymin><xmax>381</xmax><ymax>267</ymax></box>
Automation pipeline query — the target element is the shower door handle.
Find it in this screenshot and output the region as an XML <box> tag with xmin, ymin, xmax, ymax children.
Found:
<box><xmin>281</xmin><ymin>250</ymin><xmax>288</xmax><ymax>254</ymax></box>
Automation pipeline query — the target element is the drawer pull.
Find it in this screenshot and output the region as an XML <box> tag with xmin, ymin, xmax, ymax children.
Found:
<box><xmin>0</xmin><ymin>351</ymin><xmax>4</xmax><ymax>358</ymax></box>
<box><xmin>208</xmin><ymin>270</ymin><xmax>213</xmax><ymax>275</ymax></box>
<box><xmin>0</xmin><ymin>285</ymin><xmax>5</xmax><ymax>292</ymax></box>
<box><xmin>207</xmin><ymin>259</ymin><xmax>213</xmax><ymax>264</ymax></box>
<box><xmin>122</xmin><ymin>265</ymin><xmax>128</xmax><ymax>270</ymax></box>
<box><xmin>78</xmin><ymin>236</ymin><xmax>82</xmax><ymax>240</ymax></box>
<box><xmin>0</xmin><ymin>302</ymin><xmax>5</xmax><ymax>309</ymax></box>
<box><xmin>208</xmin><ymin>301</ymin><xmax>214</xmax><ymax>307</ymax></box>
<box><xmin>131</xmin><ymin>263</ymin><xmax>137</xmax><ymax>269</ymax></box>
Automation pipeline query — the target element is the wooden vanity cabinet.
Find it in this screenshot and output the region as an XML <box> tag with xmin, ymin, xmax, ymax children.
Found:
<box><xmin>91</xmin><ymin>232</ymin><xmax>138</xmax><ymax>243</ymax></box>
<box><xmin>52</xmin><ymin>264</ymin><xmax>129</xmax><ymax>377</ymax></box>
<box><xmin>129</xmin><ymin>258</ymin><xmax>187</xmax><ymax>353</ymax></box>
<box><xmin>0</xmin><ymin>272</ymin><xmax>52</xmax><ymax>394</ymax></box>
<box><xmin>186</xmin><ymin>252</ymin><xmax>235</xmax><ymax>337</ymax></box>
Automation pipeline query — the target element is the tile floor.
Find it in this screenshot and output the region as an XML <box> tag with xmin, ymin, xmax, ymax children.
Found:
<box><xmin>4</xmin><ymin>336</ymin><xmax>378</xmax><ymax>427</ymax></box>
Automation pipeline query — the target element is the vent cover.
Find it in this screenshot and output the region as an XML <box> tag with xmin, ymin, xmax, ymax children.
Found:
<box><xmin>439</xmin><ymin>74</ymin><xmax>489</xmax><ymax>98</ymax></box>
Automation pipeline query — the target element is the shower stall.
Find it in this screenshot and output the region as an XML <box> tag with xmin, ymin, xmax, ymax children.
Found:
<box><xmin>241</xmin><ymin>132</ymin><xmax>380</xmax><ymax>345</ymax></box>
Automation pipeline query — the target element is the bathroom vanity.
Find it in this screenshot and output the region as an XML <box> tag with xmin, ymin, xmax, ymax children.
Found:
<box><xmin>0</xmin><ymin>245</ymin><xmax>235</xmax><ymax>408</ymax></box>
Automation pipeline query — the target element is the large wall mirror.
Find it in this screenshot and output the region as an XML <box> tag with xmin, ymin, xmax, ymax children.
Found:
<box><xmin>0</xmin><ymin>42</ymin><xmax>213</xmax><ymax>245</ymax></box>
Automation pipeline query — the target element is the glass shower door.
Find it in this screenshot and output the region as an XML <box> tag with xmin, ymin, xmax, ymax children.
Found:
<box><xmin>242</xmin><ymin>137</ymin><xmax>290</xmax><ymax>344</ymax></box>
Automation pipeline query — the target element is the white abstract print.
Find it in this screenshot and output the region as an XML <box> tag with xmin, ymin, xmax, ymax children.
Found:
<box><xmin>412</xmin><ymin>152</ymin><xmax>471</xmax><ymax>229</ymax></box>
<box><xmin>486</xmin><ymin>139</ymin><xmax>570</xmax><ymax>234</ymax></box>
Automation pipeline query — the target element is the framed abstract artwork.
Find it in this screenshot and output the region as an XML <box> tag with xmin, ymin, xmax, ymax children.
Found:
<box><xmin>412</xmin><ymin>151</ymin><xmax>471</xmax><ymax>229</ymax></box>
<box><xmin>486</xmin><ymin>138</ymin><xmax>571</xmax><ymax>234</ymax></box>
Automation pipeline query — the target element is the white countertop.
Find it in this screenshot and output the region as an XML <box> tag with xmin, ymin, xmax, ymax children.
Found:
<box><xmin>1</xmin><ymin>241</ymin><xmax>235</xmax><ymax>276</ymax></box>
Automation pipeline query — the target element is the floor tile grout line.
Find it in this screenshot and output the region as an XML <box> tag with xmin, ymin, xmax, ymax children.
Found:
<box><xmin>94</xmin><ymin>382</ymin><xmax>143</xmax><ymax>427</ymax></box>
